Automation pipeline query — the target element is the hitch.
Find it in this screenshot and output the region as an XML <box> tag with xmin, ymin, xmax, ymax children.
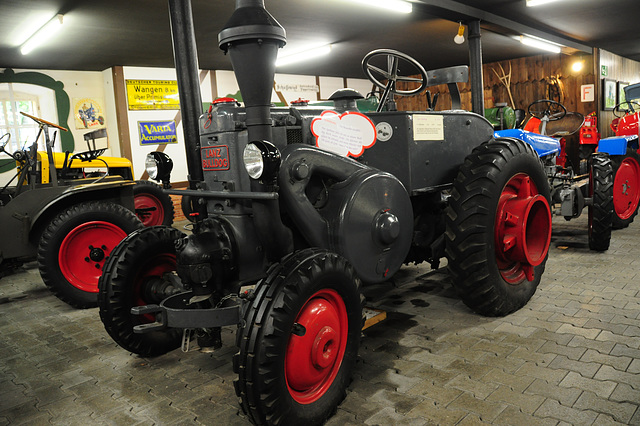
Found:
<box><xmin>130</xmin><ymin>291</ymin><xmax>240</xmax><ymax>333</ymax></box>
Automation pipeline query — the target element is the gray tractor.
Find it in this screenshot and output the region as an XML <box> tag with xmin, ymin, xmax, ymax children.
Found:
<box><xmin>98</xmin><ymin>1</ymin><xmax>552</xmax><ymax>424</ymax></box>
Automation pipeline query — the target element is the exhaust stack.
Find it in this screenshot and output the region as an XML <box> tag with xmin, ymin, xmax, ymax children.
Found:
<box><xmin>218</xmin><ymin>0</ymin><xmax>292</xmax><ymax>261</ymax></box>
<box><xmin>218</xmin><ymin>0</ymin><xmax>285</xmax><ymax>143</ymax></box>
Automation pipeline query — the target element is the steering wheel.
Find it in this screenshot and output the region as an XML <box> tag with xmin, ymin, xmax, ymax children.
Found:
<box><xmin>0</xmin><ymin>133</ymin><xmax>10</xmax><ymax>154</ymax></box>
<box><xmin>528</xmin><ymin>99</ymin><xmax>567</xmax><ymax>121</ymax></box>
<box><xmin>362</xmin><ymin>49</ymin><xmax>428</xmax><ymax>97</ymax></box>
<box><xmin>613</xmin><ymin>101</ymin><xmax>640</xmax><ymax>118</ymax></box>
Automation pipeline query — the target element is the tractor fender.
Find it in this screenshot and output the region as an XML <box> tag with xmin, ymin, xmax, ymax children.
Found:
<box><xmin>495</xmin><ymin>129</ymin><xmax>561</xmax><ymax>158</ymax></box>
<box><xmin>597</xmin><ymin>135</ymin><xmax>638</xmax><ymax>155</ymax></box>
<box><xmin>28</xmin><ymin>180</ymin><xmax>136</xmax><ymax>244</ymax></box>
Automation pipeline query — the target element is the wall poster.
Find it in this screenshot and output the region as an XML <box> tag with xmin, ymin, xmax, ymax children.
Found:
<box><xmin>74</xmin><ymin>97</ymin><xmax>105</xmax><ymax>129</ymax></box>
<box><xmin>126</xmin><ymin>80</ymin><xmax>180</xmax><ymax>110</ymax></box>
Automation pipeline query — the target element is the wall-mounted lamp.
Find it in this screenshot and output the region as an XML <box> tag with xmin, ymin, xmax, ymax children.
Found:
<box><xmin>276</xmin><ymin>44</ymin><xmax>333</xmax><ymax>67</ymax></box>
<box><xmin>20</xmin><ymin>14</ymin><xmax>64</xmax><ymax>55</ymax></box>
<box><xmin>454</xmin><ymin>22</ymin><xmax>465</xmax><ymax>44</ymax></box>
<box><xmin>519</xmin><ymin>35</ymin><xmax>562</xmax><ymax>54</ymax></box>
<box><xmin>571</xmin><ymin>59</ymin><xmax>584</xmax><ymax>72</ymax></box>
<box><xmin>344</xmin><ymin>0</ymin><xmax>412</xmax><ymax>14</ymax></box>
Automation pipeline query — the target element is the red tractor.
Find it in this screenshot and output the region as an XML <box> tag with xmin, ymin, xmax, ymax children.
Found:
<box><xmin>603</xmin><ymin>86</ymin><xmax>640</xmax><ymax>228</ymax></box>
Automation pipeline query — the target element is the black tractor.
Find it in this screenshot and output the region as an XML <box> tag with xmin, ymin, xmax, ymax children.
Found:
<box><xmin>98</xmin><ymin>1</ymin><xmax>553</xmax><ymax>424</ymax></box>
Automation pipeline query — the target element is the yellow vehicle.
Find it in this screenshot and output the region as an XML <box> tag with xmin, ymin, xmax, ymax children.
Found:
<box><xmin>25</xmin><ymin>128</ymin><xmax>174</xmax><ymax>226</ymax></box>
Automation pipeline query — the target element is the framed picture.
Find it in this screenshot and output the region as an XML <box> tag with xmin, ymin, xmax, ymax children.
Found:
<box><xmin>602</xmin><ymin>78</ymin><xmax>617</xmax><ymax>110</ymax></box>
<box><xmin>618</xmin><ymin>81</ymin><xmax>629</xmax><ymax>104</ymax></box>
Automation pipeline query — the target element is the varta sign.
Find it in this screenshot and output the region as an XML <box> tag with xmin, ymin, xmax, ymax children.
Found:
<box><xmin>137</xmin><ymin>120</ymin><xmax>178</xmax><ymax>145</ymax></box>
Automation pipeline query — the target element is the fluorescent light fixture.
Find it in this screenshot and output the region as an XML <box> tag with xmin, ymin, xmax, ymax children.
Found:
<box><xmin>20</xmin><ymin>14</ymin><xmax>64</xmax><ymax>55</ymax></box>
<box><xmin>276</xmin><ymin>44</ymin><xmax>332</xmax><ymax>67</ymax></box>
<box><xmin>346</xmin><ymin>0</ymin><xmax>412</xmax><ymax>14</ymax></box>
<box><xmin>526</xmin><ymin>0</ymin><xmax>563</xmax><ymax>6</ymax></box>
<box><xmin>519</xmin><ymin>35</ymin><xmax>562</xmax><ymax>54</ymax></box>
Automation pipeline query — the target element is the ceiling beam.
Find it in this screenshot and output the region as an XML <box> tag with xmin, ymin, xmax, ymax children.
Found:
<box><xmin>415</xmin><ymin>0</ymin><xmax>593</xmax><ymax>53</ymax></box>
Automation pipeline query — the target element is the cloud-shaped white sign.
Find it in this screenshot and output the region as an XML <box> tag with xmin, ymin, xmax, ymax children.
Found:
<box><xmin>311</xmin><ymin>110</ymin><xmax>377</xmax><ymax>157</ymax></box>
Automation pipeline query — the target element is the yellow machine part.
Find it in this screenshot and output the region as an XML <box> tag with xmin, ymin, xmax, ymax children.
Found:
<box><xmin>35</xmin><ymin>151</ymin><xmax>134</xmax><ymax>184</ymax></box>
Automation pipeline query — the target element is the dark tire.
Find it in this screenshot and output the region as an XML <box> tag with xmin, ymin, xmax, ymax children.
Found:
<box><xmin>234</xmin><ymin>249</ymin><xmax>363</xmax><ymax>425</ymax></box>
<box><xmin>610</xmin><ymin>149</ymin><xmax>640</xmax><ymax>229</ymax></box>
<box><xmin>37</xmin><ymin>201</ymin><xmax>142</xmax><ymax>309</ymax></box>
<box><xmin>445</xmin><ymin>139</ymin><xmax>552</xmax><ymax>316</ymax></box>
<box><xmin>588</xmin><ymin>153</ymin><xmax>613</xmax><ymax>251</ymax></box>
<box><xmin>133</xmin><ymin>180</ymin><xmax>174</xmax><ymax>226</ymax></box>
<box><xmin>98</xmin><ymin>226</ymin><xmax>185</xmax><ymax>356</ymax></box>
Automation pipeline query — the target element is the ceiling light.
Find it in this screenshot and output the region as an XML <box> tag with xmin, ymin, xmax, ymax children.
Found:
<box><xmin>526</xmin><ymin>0</ymin><xmax>563</xmax><ymax>6</ymax></box>
<box><xmin>519</xmin><ymin>35</ymin><xmax>562</xmax><ymax>54</ymax></box>
<box><xmin>20</xmin><ymin>14</ymin><xmax>64</xmax><ymax>55</ymax></box>
<box><xmin>346</xmin><ymin>0</ymin><xmax>412</xmax><ymax>14</ymax></box>
<box><xmin>276</xmin><ymin>44</ymin><xmax>332</xmax><ymax>67</ymax></box>
<box><xmin>454</xmin><ymin>22</ymin><xmax>465</xmax><ymax>44</ymax></box>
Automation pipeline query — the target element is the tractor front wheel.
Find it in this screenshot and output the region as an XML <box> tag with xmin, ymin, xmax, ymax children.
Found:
<box><xmin>588</xmin><ymin>153</ymin><xmax>614</xmax><ymax>251</ymax></box>
<box><xmin>610</xmin><ymin>149</ymin><xmax>640</xmax><ymax>229</ymax></box>
<box><xmin>98</xmin><ymin>226</ymin><xmax>185</xmax><ymax>356</ymax></box>
<box><xmin>133</xmin><ymin>180</ymin><xmax>174</xmax><ymax>226</ymax></box>
<box><xmin>37</xmin><ymin>201</ymin><xmax>142</xmax><ymax>308</ymax></box>
<box><xmin>446</xmin><ymin>139</ymin><xmax>552</xmax><ymax>316</ymax></box>
<box><xmin>234</xmin><ymin>249</ymin><xmax>363</xmax><ymax>425</ymax></box>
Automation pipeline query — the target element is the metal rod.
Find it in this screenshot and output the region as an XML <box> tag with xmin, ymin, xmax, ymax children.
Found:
<box><xmin>167</xmin><ymin>0</ymin><xmax>204</xmax><ymax>187</ymax></box>
<box><xmin>468</xmin><ymin>20</ymin><xmax>484</xmax><ymax>116</ymax></box>
<box><xmin>164</xmin><ymin>188</ymin><xmax>279</xmax><ymax>200</ymax></box>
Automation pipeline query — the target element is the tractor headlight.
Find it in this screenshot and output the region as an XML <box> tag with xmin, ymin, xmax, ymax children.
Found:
<box><xmin>243</xmin><ymin>141</ymin><xmax>281</xmax><ymax>181</ymax></box>
<box><xmin>145</xmin><ymin>151</ymin><xmax>173</xmax><ymax>185</ymax></box>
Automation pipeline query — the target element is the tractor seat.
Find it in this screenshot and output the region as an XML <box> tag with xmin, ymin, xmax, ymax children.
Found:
<box><xmin>546</xmin><ymin>112</ymin><xmax>585</xmax><ymax>137</ymax></box>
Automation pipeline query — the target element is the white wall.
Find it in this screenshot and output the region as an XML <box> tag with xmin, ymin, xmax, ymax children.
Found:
<box><xmin>0</xmin><ymin>68</ymin><xmax>110</xmax><ymax>185</ymax></box>
<box><xmin>1</xmin><ymin>65</ymin><xmax>372</xmax><ymax>185</ymax></box>
<box><xmin>121</xmin><ymin>66</ymin><xmax>214</xmax><ymax>181</ymax></box>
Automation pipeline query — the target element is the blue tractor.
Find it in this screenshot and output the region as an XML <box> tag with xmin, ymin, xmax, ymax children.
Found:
<box><xmin>496</xmin><ymin>99</ymin><xmax>615</xmax><ymax>251</ymax></box>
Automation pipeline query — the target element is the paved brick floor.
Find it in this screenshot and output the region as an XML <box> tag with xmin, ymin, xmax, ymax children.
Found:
<box><xmin>1</xmin><ymin>215</ymin><xmax>639</xmax><ymax>425</ymax></box>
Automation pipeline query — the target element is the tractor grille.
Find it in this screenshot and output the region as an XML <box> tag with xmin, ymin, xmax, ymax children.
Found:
<box><xmin>286</xmin><ymin>128</ymin><xmax>303</xmax><ymax>145</ymax></box>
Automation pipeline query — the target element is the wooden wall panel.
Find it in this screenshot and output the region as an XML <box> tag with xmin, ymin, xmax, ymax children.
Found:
<box><xmin>397</xmin><ymin>53</ymin><xmax>598</xmax><ymax>120</ymax></box>
<box><xmin>396</xmin><ymin>49</ymin><xmax>640</xmax><ymax>140</ymax></box>
<box><xmin>598</xmin><ymin>49</ymin><xmax>640</xmax><ymax>138</ymax></box>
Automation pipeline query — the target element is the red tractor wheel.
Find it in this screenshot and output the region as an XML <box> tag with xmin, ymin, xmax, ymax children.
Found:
<box><xmin>611</xmin><ymin>149</ymin><xmax>640</xmax><ymax>229</ymax></box>
<box><xmin>37</xmin><ymin>201</ymin><xmax>142</xmax><ymax>308</ymax></box>
<box><xmin>98</xmin><ymin>226</ymin><xmax>185</xmax><ymax>356</ymax></box>
<box><xmin>446</xmin><ymin>138</ymin><xmax>551</xmax><ymax>316</ymax></box>
<box><xmin>234</xmin><ymin>249</ymin><xmax>363</xmax><ymax>425</ymax></box>
<box><xmin>133</xmin><ymin>180</ymin><xmax>175</xmax><ymax>226</ymax></box>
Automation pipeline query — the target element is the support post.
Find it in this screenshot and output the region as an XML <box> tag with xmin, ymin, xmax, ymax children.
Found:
<box><xmin>468</xmin><ymin>20</ymin><xmax>484</xmax><ymax>116</ymax></box>
<box><xmin>167</xmin><ymin>0</ymin><xmax>204</xmax><ymax>188</ymax></box>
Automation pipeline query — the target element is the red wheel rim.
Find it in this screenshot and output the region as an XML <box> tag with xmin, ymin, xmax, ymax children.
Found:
<box><xmin>285</xmin><ymin>289</ymin><xmax>348</xmax><ymax>404</ymax></box>
<box><xmin>613</xmin><ymin>157</ymin><xmax>640</xmax><ymax>220</ymax></box>
<box><xmin>494</xmin><ymin>174</ymin><xmax>551</xmax><ymax>284</ymax></box>
<box><xmin>59</xmin><ymin>221</ymin><xmax>127</xmax><ymax>293</ymax></box>
<box><xmin>135</xmin><ymin>193</ymin><xmax>165</xmax><ymax>226</ymax></box>
<box><xmin>133</xmin><ymin>253</ymin><xmax>176</xmax><ymax>323</ymax></box>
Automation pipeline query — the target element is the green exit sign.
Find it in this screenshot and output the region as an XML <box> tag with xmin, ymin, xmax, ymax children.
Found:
<box><xmin>601</xmin><ymin>65</ymin><xmax>608</xmax><ymax>76</ymax></box>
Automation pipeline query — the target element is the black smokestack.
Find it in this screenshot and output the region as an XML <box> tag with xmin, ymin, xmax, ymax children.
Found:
<box><xmin>218</xmin><ymin>0</ymin><xmax>286</xmax><ymax>143</ymax></box>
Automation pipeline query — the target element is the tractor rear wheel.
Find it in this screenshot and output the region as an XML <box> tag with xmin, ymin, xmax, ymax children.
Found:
<box><xmin>37</xmin><ymin>201</ymin><xmax>142</xmax><ymax>308</ymax></box>
<box><xmin>133</xmin><ymin>180</ymin><xmax>174</xmax><ymax>226</ymax></box>
<box><xmin>445</xmin><ymin>139</ymin><xmax>552</xmax><ymax>316</ymax></box>
<box><xmin>588</xmin><ymin>153</ymin><xmax>614</xmax><ymax>251</ymax></box>
<box><xmin>234</xmin><ymin>249</ymin><xmax>363</xmax><ymax>425</ymax></box>
<box><xmin>98</xmin><ymin>226</ymin><xmax>185</xmax><ymax>356</ymax></box>
<box><xmin>610</xmin><ymin>149</ymin><xmax>640</xmax><ymax>229</ymax></box>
